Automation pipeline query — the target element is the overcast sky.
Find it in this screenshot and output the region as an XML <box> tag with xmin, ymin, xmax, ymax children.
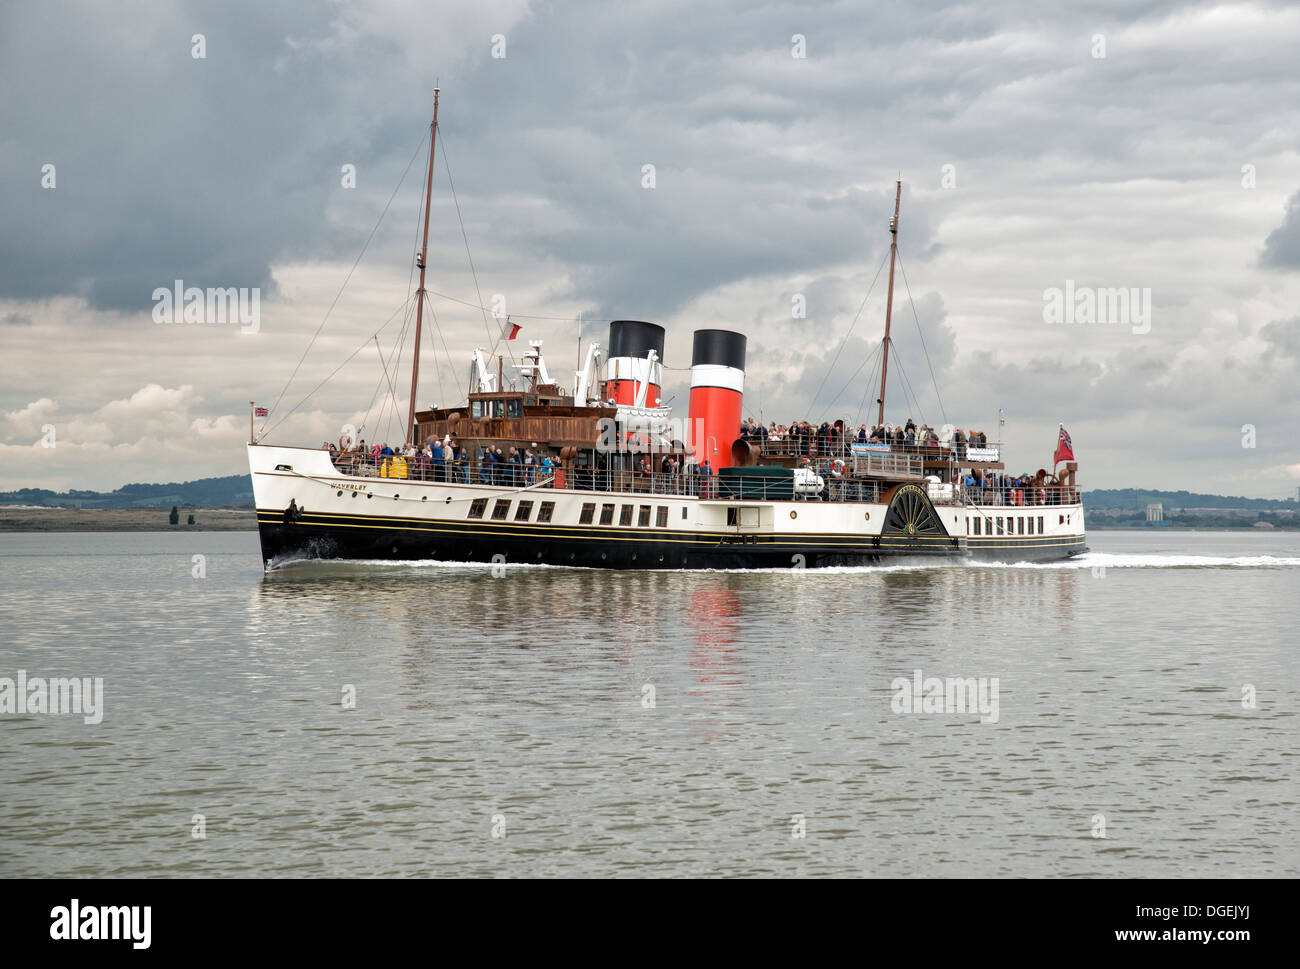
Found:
<box><xmin>2</xmin><ymin>0</ymin><xmax>1299</xmax><ymax>497</ymax></box>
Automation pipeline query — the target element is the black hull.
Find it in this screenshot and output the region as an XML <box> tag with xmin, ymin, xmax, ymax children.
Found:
<box><xmin>256</xmin><ymin>515</ymin><xmax>1087</xmax><ymax>570</ymax></box>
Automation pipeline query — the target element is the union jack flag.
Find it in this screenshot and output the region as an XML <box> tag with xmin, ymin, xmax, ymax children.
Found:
<box><xmin>254</xmin><ymin>406</ymin><xmax>269</xmax><ymax>417</ymax></box>
<box><xmin>1054</xmin><ymin>424</ymin><xmax>1074</xmax><ymax>465</ymax></box>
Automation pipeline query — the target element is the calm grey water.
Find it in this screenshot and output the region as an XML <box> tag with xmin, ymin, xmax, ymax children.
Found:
<box><xmin>1</xmin><ymin>529</ymin><xmax>1296</xmax><ymax>878</ymax></box>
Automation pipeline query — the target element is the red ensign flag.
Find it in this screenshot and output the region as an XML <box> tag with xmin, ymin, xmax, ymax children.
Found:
<box><xmin>1054</xmin><ymin>424</ymin><xmax>1074</xmax><ymax>465</ymax></box>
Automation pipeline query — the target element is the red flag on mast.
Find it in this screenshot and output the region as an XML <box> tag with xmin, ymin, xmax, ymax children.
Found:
<box><xmin>506</xmin><ymin>320</ymin><xmax>521</xmax><ymax>340</ymax></box>
<box><xmin>1054</xmin><ymin>424</ymin><xmax>1074</xmax><ymax>465</ymax></box>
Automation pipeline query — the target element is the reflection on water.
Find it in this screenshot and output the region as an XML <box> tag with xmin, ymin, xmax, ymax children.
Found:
<box><xmin>1</xmin><ymin>530</ymin><xmax>1297</xmax><ymax>877</ymax></box>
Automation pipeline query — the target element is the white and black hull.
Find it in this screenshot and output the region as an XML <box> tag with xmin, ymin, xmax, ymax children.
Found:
<box><xmin>250</xmin><ymin>445</ymin><xmax>1087</xmax><ymax>570</ymax></box>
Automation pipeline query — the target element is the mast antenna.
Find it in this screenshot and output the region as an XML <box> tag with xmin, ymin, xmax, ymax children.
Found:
<box><xmin>876</xmin><ymin>178</ymin><xmax>901</xmax><ymax>428</ymax></box>
<box><xmin>406</xmin><ymin>88</ymin><xmax>440</xmax><ymax>445</ymax></box>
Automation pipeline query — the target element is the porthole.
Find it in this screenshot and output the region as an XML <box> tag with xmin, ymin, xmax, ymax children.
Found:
<box><xmin>366</xmin><ymin>493</ymin><xmax>373</xmax><ymax>499</ymax></box>
<box><xmin>790</xmin><ymin>510</ymin><xmax>797</xmax><ymax>519</ymax></box>
<box><xmin>864</xmin><ymin>511</ymin><xmax>870</xmax><ymax>521</ymax></box>
<box><xmin>352</xmin><ymin>492</ymin><xmax>358</xmax><ymax>498</ymax></box>
<box><xmin>569</xmin><ymin>552</ymin><xmax>576</xmax><ymax>560</ymax></box>
<box><xmin>394</xmin><ymin>494</ymin><xmax>399</xmax><ymax>500</ymax></box>
<box><xmin>421</xmin><ymin>496</ymin><xmax>427</xmax><ymax>501</ymax></box>
<box><xmin>600</xmin><ymin>552</ymin><xmax>607</xmax><ymax>560</ymax></box>
<box><xmin>337</xmin><ymin>490</ymin><xmax>343</xmax><ymax>497</ymax></box>
<box><xmin>445</xmin><ymin>496</ymin><xmax>451</xmax><ymax>504</ymax></box>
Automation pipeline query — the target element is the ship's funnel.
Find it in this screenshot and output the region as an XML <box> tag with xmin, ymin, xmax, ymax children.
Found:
<box><xmin>688</xmin><ymin>329</ymin><xmax>747</xmax><ymax>469</ymax></box>
<box><xmin>605</xmin><ymin>320</ymin><xmax>665</xmax><ymax>409</ymax></box>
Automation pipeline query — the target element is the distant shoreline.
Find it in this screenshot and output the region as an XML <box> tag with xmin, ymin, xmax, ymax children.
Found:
<box><xmin>0</xmin><ymin>507</ymin><xmax>256</xmax><ymax>532</ymax></box>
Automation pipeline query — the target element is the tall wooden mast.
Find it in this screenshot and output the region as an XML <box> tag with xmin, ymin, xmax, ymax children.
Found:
<box><xmin>876</xmin><ymin>178</ymin><xmax>901</xmax><ymax>428</ymax></box>
<box><xmin>406</xmin><ymin>88</ymin><xmax>440</xmax><ymax>445</ymax></box>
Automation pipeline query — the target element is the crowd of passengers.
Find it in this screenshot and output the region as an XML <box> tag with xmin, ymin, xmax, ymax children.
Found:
<box><xmin>326</xmin><ymin>437</ymin><xmax>559</xmax><ymax>486</ymax></box>
<box><xmin>322</xmin><ymin>429</ymin><xmax>1070</xmax><ymax>504</ymax></box>
<box><xmin>739</xmin><ymin>417</ymin><xmax>990</xmax><ymax>455</ymax></box>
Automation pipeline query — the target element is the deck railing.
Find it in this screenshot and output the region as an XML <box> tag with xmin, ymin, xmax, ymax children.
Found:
<box><xmin>325</xmin><ymin>452</ymin><xmax>1079</xmax><ymax>506</ymax></box>
<box><xmin>755</xmin><ymin>437</ymin><xmax>1001</xmax><ymax>463</ymax></box>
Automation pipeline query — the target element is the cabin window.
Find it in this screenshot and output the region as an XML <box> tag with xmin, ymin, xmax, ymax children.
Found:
<box><xmin>974</xmin><ymin>517</ymin><xmax>981</xmax><ymax>535</ymax></box>
<box><xmin>656</xmin><ymin>506</ymin><xmax>669</xmax><ymax>527</ymax></box>
<box><xmin>579</xmin><ymin>502</ymin><xmax>596</xmax><ymax>525</ymax></box>
<box><xmin>619</xmin><ymin>505</ymin><xmax>634</xmax><ymax>526</ymax></box>
<box><xmin>471</xmin><ymin>400</ymin><xmax>484</xmax><ymax>418</ymax></box>
<box><xmin>468</xmin><ymin>498</ymin><xmax>488</xmax><ymax>519</ymax></box>
<box><xmin>1059</xmin><ymin>515</ymin><xmax>1064</xmax><ymax>525</ymax></box>
<box><xmin>515</xmin><ymin>500</ymin><xmax>533</xmax><ymax>522</ymax></box>
<box><xmin>537</xmin><ymin>501</ymin><xmax>555</xmax><ymax>523</ymax></box>
<box><xmin>996</xmin><ymin>517</ymin><xmax>1004</xmax><ymax>535</ymax></box>
<box><xmin>1039</xmin><ymin>516</ymin><xmax>1045</xmax><ymax>533</ymax></box>
<box><xmin>1018</xmin><ymin>517</ymin><xmax>1025</xmax><ymax>535</ymax></box>
<box><xmin>491</xmin><ymin>499</ymin><xmax>511</xmax><ymax>521</ymax></box>
<box><xmin>638</xmin><ymin>505</ymin><xmax>652</xmax><ymax>527</ymax></box>
<box><xmin>491</xmin><ymin>400</ymin><xmax>505</xmax><ymax>418</ymax></box>
<box><xmin>1027</xmin><ymin>516</ymin><xmax>1034</xmax><ymax>535</ymax></box>
<box><xmin>506</xmin><ymin>399</ymin><xmax>522</xmax><ymax>419</ymax></box>
<box><xmin>682</xmin><ymin>507</ymin><xmax>688</xmax><ymax>520</ymax></box>
<box><xmin>727</xmin><ymin>507</ymin><xmax>739</xmax><ymax>526</ymax></box>
<box><xmin>600</xmin><ymin>503</ymin><xmax>616</xmax><ymax>526</ymax></box>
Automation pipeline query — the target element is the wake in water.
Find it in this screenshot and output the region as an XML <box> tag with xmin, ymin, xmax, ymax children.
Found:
<box><xmin>991</xmin><ymin>551</ymin><xmax>1300</xmax><ymax>570</ymax></box>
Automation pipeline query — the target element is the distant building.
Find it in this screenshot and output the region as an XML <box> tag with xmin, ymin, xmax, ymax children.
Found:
<box><xmin>1146</xmin><ymin>502</ymin><xmax>1163</xmax><ymax>523</ymax></box>
<box><xmin>1253</xmin><ymin>521</ymin><xmax>1275</xmax><ymax>529</ymax></box>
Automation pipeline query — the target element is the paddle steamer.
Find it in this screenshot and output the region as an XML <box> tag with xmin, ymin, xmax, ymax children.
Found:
<box><xmin>249</xmin><ymin>95</ymin><xmax>1087</xmax><ymax>569</ymax></box>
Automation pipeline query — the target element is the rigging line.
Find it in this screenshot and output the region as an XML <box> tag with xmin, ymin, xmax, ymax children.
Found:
<box><xmin>806</xmin><ymin>246</ymin><xmax>891</xmax><ymax>418</ymax></box>
<box><xmin>895</xmin><ymin>247</ymin><xmax>948</xmax><ymax>426</ymax></box>
<box><xmin>889</xmin><ymin>340</ymin><xmax>927</xmax><ymax>428</ymax></box>
<box><xmin>359</xmin><ymin>336</ymin><xmax>391</xmax><ymax>440</ymax></box>
<box><xmin>856</xmin><ymin>346</ymin><xmax>883</xmax><ymax>426</ymax></box>
<box><xmin>383</xmin><ymin>307</ymin><xmax>415</xmax><ymax>444</ymax></box>
<box><xmin>260</xmin><ymin>293</ymin><xmax>417</xmax><ymax>439</ymax></box>
<box><xmin>260</xmin><ymin>131</ymin><xmax>428</xmax><ymax>435</ymax></box>
<box><xmin>422</xmin><ymin>294</ymin><xmax>445</xmax><ymax>407</ymax></box>
<box><xmin>376</xmin><ymin>322</ymin><xmax>408</xmax><ymax>445</ymax></box>
<box><xmin>425</xmin><ymin>291</ymin><xmax>463</xmax><ymax>403</ymax></box>
<box><xmin>363</xmin><ymin>286</ymin><xmax>418</xmax><ymax>439</ymax></box>
<box><xmin>820</xmin><ymin>338</ymin><xmax>882</xmax><ymax>422</ymax></box>
<box><xmin>436</xmin><ymin>133</ymin><xmax>514</xmax><ymax>370</ymax></box>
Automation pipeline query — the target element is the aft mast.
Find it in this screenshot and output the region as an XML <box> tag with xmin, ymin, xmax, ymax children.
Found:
<box><xmin>406</xmin><ymin>88</ymin><xmax>441</xmax><ymax>445</ymax></box>
<box><xmin>876</xmin><ymin>178</ymin><xmax>901</xmax><ymax>428</ymax></box>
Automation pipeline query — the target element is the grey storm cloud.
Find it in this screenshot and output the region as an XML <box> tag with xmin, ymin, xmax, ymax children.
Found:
<box><xmin>1261</xmin><ymin>190</ymin><xmax>1300</xmax><ymax>269</ymax></box>
<box><xmin>3</xmin><ymin>0</ymin><xmax>1300</xmax><ymax>496</ymax></box>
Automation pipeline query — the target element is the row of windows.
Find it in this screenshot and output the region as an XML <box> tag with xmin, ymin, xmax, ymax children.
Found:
<box><xmin>579</xmin><ymin>502</ymin><xmax>671</xmax><ymax>528</ymax></box>
<box><xmin>970</xmin><ymin>515</ymin><xmax>1048</xmax><ymax>536</ymax></box>
<box><xmin>467</xmin><ymin>498</ymin><xmax>556</xmax><ymax>522</ymax></box>
<box><xmin>465</xmin><ymin>498</ymin><xmax>674</xmax><ymax>528</ymax></box>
